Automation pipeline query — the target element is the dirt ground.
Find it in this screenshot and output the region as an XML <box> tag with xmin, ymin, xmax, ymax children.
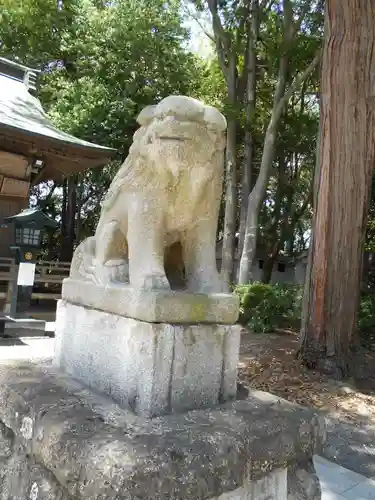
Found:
<box><xmin>239</xmin><ymin>329</ymin><xmax>375</xmax><ymax>426</ymax></box>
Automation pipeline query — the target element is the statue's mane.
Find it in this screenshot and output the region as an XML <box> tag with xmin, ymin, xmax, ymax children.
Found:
<box><xmin>102</xmin><ymin>96</ymin><xmax>227</xmax><ymax>213</ymax></box>
<box><xmin>101</xmin><ymin>126</ymin><xmax>156</xmax><ymax>211</ymax></box>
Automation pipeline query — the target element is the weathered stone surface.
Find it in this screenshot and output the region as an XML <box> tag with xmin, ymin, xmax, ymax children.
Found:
<box><xmin>287</xmin><ymin>458</ymin><xmax>321</xmax><ymax>499</ymax></box>
<box><xmin>0</xmin><ymin>420</ymin><xmax>14</xmax><ymax>490</ymax></box>
<box><xmin>54</xmin><ymin>300</ymin><xmax>241</xmax><ymax>417</ymax></box>
<box><xmin>0</xmin><ymin>360</ymin><xmax>325</xmax><ymax>500</ymax></box>
<box><xmin>61</xmin><ymin>279</ymin><xmax>239</xmax><ymax>324</ymax></box>
<box><xmin>70</xmin><ymin>95</ymin><xmax>227</xmax><ymax>294</ymax></box>
<box><xmin>0</xmin><ymin>415</ymin><xmax>70</xmax><ymax>499</ymax></box>
<box><xmin>213</xmin><ymin>468</ymin><xmax>287</xmax><ymax>499</ymax></box>
<box><xmin>0</xmin><ymin>451</ymin><xmax>69</xmax><ymax>500</ymax></box>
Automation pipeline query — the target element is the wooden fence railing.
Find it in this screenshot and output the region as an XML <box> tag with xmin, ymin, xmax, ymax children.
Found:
<box><xmin>0</xmin><ymin>258</ymin><xmax>71</xmax><ymax>301</ymax></box>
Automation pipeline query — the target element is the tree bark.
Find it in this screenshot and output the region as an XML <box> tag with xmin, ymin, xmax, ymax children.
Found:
<box><xmin>221</xmin><ymin>114</ymin><xmax>237</xmax><ymax>290</ymax></box>
<box><xmin>261</xmin><ymin>154</ymin><xmax>286</xmax><ymax>283</ymax></box>
<box><xmin>261</xmin><ymin>254</ymin><xmax>276</xmax><ymax>283</ymax></box>
<box><xmin>60</xmin><ymin>176</ymin><xmax>77</xmax><ymax>262</ymax></box>
<box><xmin>238</xmin><ymin>0</ymin><xmax>259</xmax><ymax>257</ymax></box>
<box><xmin>59</xmin><ymin>178</ymin><xmax>68</xmax><ymax>257</ymax></box>
<box><xmin>206</xmin><ymin>0</ymin><xmax>243</xmax><ymax>291</ymax></box>
<box><xmin>299</xmin><ymin>1</ymin><xmax>375</xmax><ymax>378</ymax></box>
<box><xmin>75</xmin><ymin>179</ymin><xmax>83</xmax><ymax>244</ymax></box>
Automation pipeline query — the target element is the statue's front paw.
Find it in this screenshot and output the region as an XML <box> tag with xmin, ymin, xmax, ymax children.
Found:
<box><xmin>140</xmin><ymin>274</ymin><xmax>171</xmax><ymax>291</ymax></box>
<box><xmin>187</xmin><ymin>275</ymin><xmax>224</xmax><ymax>294</ymax></box>
<box><xmin>95</xmin><ymin>260</ymin><xmax>129</xmax><ymax>284</ymax></box>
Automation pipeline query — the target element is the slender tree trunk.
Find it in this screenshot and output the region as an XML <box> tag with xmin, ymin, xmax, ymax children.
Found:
<box><xmin>60</xmin><ymin>176</ymin><xmax>77</xmax><ymax>262</ymax></box>
<box><xmin>262</xmin><ymin>255</ymin><xmax>276</xmax><ymax>283</ymax></box>
<box><xmin>261</xmin><ymin>155</ymin><xmax>285</xmax><ymax>283</ymax></box>
<box><xmin>59</xmin><ymin>178</ymin><xmax>68</xmax><ymax>257</ymax></box>
<box><xmin>66</xmin><ymin>176</ymin><xmax>77</xmax><ymax>259</ymax></box>
<box><xmin>299</xmin><ymin>0</ymin><xmax>375</xmax><ymax>378</ymax></box>
<box><xmin>238</xmin><ymin>49</ymin><xmax>321</xmax><ymax>284</ymax></box>
<box><xmin>238</xmin><ymin>0</ymin><xmax>309</xmax><ymax>285</ymax></box>
<box><xmin>239</xmin><ymin>0</ymin><xmax>259</xmax><ymax>257</ymax></box>
<box><xmin>76</xmin><ymin>180</ymin><xmax>83</xmax><ymax>244</ymax></box>
<box><xmin>46</xmin><ymin>231</ymin><xmax>55</xmax><ymax>260</ymax></box>
<box><xmin>221</xmin><ymin>56</ymin><xmax>238</xmax><ymax>291</ymax></box>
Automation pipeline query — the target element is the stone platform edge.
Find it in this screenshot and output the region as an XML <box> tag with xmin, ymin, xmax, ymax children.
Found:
<box><xmin>0</xmin><ymin>360</ymin><xmax>326</xmax><ymax>499</ymax></box>
<box><xmin>61</xmin><ymin>278</ymin><xmax>240</xmax><ymax>324</ymax></box>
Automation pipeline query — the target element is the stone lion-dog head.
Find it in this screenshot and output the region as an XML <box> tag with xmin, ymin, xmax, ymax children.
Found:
<box><xmin>103</xmin><ymin>95</ymin><xmax>227</xmax><ymax>207</ymax></box>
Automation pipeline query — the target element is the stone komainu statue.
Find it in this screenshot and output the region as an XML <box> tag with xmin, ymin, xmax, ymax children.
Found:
<box><xmin>70</xmin><ymin>95</ymin><xmax>227</xmax><ymax>293</ymax></box>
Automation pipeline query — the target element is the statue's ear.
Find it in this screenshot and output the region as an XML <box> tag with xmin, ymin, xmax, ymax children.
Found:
<box><xmin>137</xmin><ymin>105</ymin><xmax>157</xmax><ymax>126</ymax></box>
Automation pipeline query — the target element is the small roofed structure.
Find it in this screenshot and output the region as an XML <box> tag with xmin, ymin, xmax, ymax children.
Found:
<box><xmin>0</xmin><ymin>57</ymin><xmax>116</xmax><ymax>256</ymax></box>
<box><xmin>4</xmin><ymin>207</ymin><xmax>58</xmax><ymax>254</ymax></box>
<box><xmin>4</xmin><ymin>207</ymin><xmax>58</xmax><ymax>226</ymax></box>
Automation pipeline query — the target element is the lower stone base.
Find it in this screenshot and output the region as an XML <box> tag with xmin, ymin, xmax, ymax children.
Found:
<box><xmin>214</xmin><ymin>468</ymin><xmax>288</xmax><ymax>499</ymax></box>
<box><xmin>54</xmin><ymin>300</ymin><xmax>241</xmax><ymax>417</ymax></box>
<box><xmin>0</xmin><ymin>360</ymin><xmax>324</xmax><ymax>500</ymax></box>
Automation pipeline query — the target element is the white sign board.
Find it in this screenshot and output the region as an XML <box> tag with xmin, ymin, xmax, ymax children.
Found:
<box><xmin>17</xmin><ymin>262</ymin><xmax>36</xmax><ymax>286</ymax></box>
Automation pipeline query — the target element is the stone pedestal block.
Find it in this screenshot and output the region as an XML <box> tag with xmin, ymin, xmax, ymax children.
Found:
<box><xmin>62</xmin><ymin>278</ymin><xmax>240</xmax><ymax>324</ymax></box>
<box><xmin>54</xmin><ymin>300</ymin><xmax>241</xmax><ymax>417</ymax></box>
<box><xmin>0</xmin><ymin>361</ymin><xmax>325</xmax><ymax>500</ymax></box>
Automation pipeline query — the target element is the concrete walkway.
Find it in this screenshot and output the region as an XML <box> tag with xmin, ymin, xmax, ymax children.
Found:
<box><xmin>316</xmin><ymin>455</ymin><xmax>375</xmax><ymax>499</ymax></box>
<box><xmin>0</xmin><ymin>336</ymin><xmax>374</xmax><ymax>498</ymax></box>
<box><xmin>0</xmin><ymin>336</ymin><xmax>54</xmax><ymax>360</ymax></box>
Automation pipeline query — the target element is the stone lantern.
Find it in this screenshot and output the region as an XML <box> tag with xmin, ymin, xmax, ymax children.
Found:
<box><xmin>5</xmin><ymin>207</ymin><xmax>58</xmax><ymax>263</ymax></box>
<box><xmin>3</xmin><ymin>208</ymin><xmax>58</xmax><ymax>318</ymax></box>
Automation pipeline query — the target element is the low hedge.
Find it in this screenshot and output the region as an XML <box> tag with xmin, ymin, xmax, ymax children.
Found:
<box><xmin>235</xmin><ymin>282</ymin><xmax>375</xmax><ymax>335</ymax></box>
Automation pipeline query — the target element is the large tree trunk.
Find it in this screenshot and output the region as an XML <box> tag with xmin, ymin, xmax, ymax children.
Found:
<box><xmin>299</xmin><ymin>1</ymin><xmax>375</xmax><ymax>378</ymax></box>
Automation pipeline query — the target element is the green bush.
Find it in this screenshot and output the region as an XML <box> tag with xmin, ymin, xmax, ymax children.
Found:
<box><xmin>235</xmin><ymin>283</ymin><xmax>375</xmax><ymax>336</ymax></box>
<box><xmin>234</xmin><ymin>282</ymin><xmax>302</xmax><ymax>333</ymax></box>
<box><xmin>358</xmin><ymin>292</ymin><xmax>375</xmax><ymax>334</ymax></box>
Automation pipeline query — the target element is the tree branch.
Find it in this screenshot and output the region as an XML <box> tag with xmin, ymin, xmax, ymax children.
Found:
<box><xmin>39</xmin><ymin>182</ymin><xmax>57</xmax><ymax>209</ymax></box>
<box><xmin>271</xmin><ymin>49</ymin><xmax>321</xmax><ymax>127</ymax></box>
<box><xmin>207</xmin><ymin>0</ymin><xmax>231</xmax><ymax>51</ymax></box>
<box><xmin>238</xmin><ymin>0</ymin><xmax>259</xmax><ymax>100</ymax></box>
<box><xmin>182</xmin><ymin>3</ymin><xmax>215</xmax><ymax>42</ymax></box>
<box><xmin>207</xmin><ymin>0</ymin><xmax>231</xmax><ymax>81</ymax></box>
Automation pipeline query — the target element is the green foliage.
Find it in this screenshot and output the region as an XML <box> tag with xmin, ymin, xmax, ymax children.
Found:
<box><xmin>34</xmin><ymin>0</ymin><xmax>203</xmax><ymax>154</ymax></box>
<box><xmin>1</xmin><ymin>0</ymin><xmax>207</xmax><ymax>257</ymax></box>
<box><xmin>365</xmin><ymin>173</ymin><xmax>375</xmax><ymax>253</ymax></box>
<box><xmin>358</xmin><ymin>292</ymin><xmax>375</xmax><ymax>335</ymax></box>
<box><xmin>235</xmin><ymin>283</ymin><xmax>375</xmax><ymax>339</ymax></box>
<box><xmin>234</xmin><ymin>282</ymin><xmax>302</xmax><ymax>333</ymax></box>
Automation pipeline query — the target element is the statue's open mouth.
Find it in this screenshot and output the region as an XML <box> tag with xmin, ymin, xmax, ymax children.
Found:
<box><xmin>159</xmin><ymin>136</ymin><xmax>187</xmax><ymax>141</ymax></box>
